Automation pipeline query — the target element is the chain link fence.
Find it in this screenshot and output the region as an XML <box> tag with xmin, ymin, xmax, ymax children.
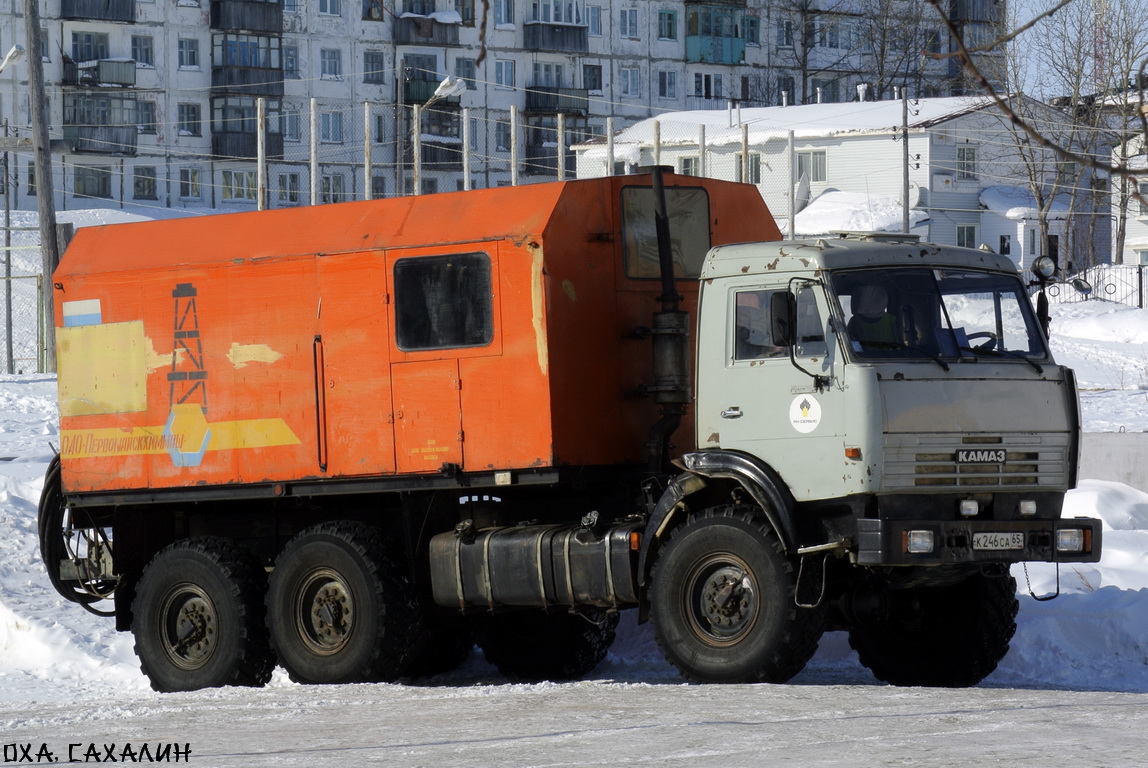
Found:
<box><xmin>0</xmin><ymin>273</ymin><xmax>44</xmax><ymax>374</ymax></box>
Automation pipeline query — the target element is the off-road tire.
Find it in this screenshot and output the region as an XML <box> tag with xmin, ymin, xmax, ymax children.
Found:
<box><xmin>266</xmin><ymin>521</ymin><xmax>420</xmax><ymax>684</ymax></box>
<box><xmin>474</xmin><ymin>610</ymin><xmax>619</xmax><ymax>682</ymax></box>
<box><xmin>649</xmin><ymin>505</ymin><xmax>825</xmax><ymax>684</ymax></box>
<box><xmin>848</xmin><ymin>568</ymin><xmax>1019</xmax><ymax>687</ymax></box>
<box><xmin>132</xmin><ymin>537</ymin><xmax>274</xmax><ymax>692</ymax></box>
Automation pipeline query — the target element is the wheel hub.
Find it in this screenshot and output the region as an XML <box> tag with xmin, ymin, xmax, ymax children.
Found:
<box><xmin>687</xmin><ymin>557</ymin><xmax>759</xmax><ymax>646</ymax></box>
<box><xmin>296</xmin><ymin>570</ymin><xmax>354</xmax><ymax>655</ymax></box>
<box><xmin>160</xmin><ymin>587</ymin><xmax>216</xmax><ymax>670</ymax></box>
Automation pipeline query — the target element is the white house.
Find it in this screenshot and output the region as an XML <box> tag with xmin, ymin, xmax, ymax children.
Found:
<box><xmin>574</xmin><ymin>95</ymin><xmax>1102</xmax><ymax>270</ymax></box>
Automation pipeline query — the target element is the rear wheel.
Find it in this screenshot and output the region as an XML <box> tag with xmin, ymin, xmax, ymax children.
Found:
<box><xmin>266</xmin><ymin>522</ymin><xmax>420</xmax><ymax>684</ymax></box>
<box><xmin>132</xmin><ymin>537</ymin><xmax>274</xmax><ymax>692</ymax></box>
<box><xmin>473</xmin><ymin>610</ymin><xmax>619</xmax><ymax>682</ymax></box>
<box><xmin>649</xmin><ymin>505</ymin><xmax>824</xmax><ymax>684</ymax></box>
<box><xmin>848</xmin><ymin>568</ymin><xmax>1019</xmax><ymax>687</ymax></box>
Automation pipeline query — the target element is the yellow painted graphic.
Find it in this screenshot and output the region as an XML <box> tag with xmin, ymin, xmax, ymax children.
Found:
<box><xmin>227</xmin><ymin>342</ymin><xmax>283</xmax><ymax>369</ymax></box>
<box><xmin>58</xmin><ymin>322</ymin><xmax>148</xmax><ymax>416</ymax></box>
<box><xmin>61</xmin><ymin>403</ymin><xmax>300</xmax><ymax>459</ymax></box>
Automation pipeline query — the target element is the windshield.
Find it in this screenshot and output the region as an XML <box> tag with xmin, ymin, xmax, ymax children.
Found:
<box><xmin>831</xmin><ymin>268</ymin><xmax>1048</xmax><ymax>362</ymax></box>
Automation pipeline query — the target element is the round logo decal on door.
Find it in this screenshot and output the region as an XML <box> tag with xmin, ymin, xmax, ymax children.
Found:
<box><xmin>789</xmin><ymin>394</ymin><xmax>822</xmax><ymax>433</ymax></box>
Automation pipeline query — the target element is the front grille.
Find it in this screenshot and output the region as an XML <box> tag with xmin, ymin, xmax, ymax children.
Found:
<box><xmin>883</xmin><ymin>433</ymin><xmax>1070</xmax><ymax>490</ymax></box>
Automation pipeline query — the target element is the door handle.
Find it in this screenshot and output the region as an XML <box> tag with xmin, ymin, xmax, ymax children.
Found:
<box><xmin>720</xmin><ymin>407</ymin><xmax>742</xmax><ymax>419</ymax></box>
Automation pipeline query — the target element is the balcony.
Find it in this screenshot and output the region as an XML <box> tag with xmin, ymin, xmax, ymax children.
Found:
<box><xmin>61</xmin><ymin>0</ymin><xmax>135</xmax><ymax>22</ymax></box>
<box><xmin>524</xmin><ymin>86</ymin><xmax>589</xmax><ymax>115</ymax></box>
<box><xmin>523</xmin><ymin>22</ymin><xmax>588</xmax><ymax>53</ymax></box>
<box><xmin>212</xmin><ymin>131</ymin><xmax>284</xmax><ymax>160</ymax></box>
<box><xmin>211</xmin><ymin>66</ymin><xmax>284</xmax><ymax>97</ymax></box>
<box><xmin>211</xmin><ymin>0</ymin><xmax>283</xmax><ymax>33</ymax></box>
<box><xmin>402</xmin><ymin>78</ymin><xmax>462</xmax><ymax>105</ymax></box>
<box><xmin>63</xmin><ymin>59</ymin><xmax>136</xmax><ymax>87</ymax></box>
<box><xmin>524</xmin><ymin>143</ymin><xmax>575</xmax><ymax>177</ymax></box>
<box><xmin>686</xmin><ymin>34</ymin><xmax>745</xmax><ymax>64</ymax></box>
<box><xmin>63</xmin><ymin>125</ymin><xmax>137</xmax><ymax>155</ymax></box>
<box><xmin>393</xmin><ymin>16</ymin><xmax>460</xmax><ymax>46</ymax></box>
<box><xmin>950</xmin><ymin>0</ymin><xmax>1004</xmax><ymax>23</ymax></box>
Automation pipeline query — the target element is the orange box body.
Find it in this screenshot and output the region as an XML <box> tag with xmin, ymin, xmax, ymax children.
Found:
<box><xmin>55</xmin><ymin>175</ymin><xmax>778</xmax><ymax>495</ymax></box>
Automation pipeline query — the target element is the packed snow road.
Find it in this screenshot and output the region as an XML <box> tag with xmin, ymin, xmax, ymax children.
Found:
<box><xmin>2</xmin><ymin>672</ymin><xmax>1145</xmax><ymax>766</ymax></box>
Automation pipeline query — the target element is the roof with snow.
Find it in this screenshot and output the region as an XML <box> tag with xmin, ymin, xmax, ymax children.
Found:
<box><xmin>979</xmin><ymin>185</ymin><xmax>1073</xmax><ymax>220</ymax></box>
<box><xmin>575</xmin><ymin>95</ymin><xmax>1008</xmax><ymax>151</ymax></box>
<box><xmin>794</xmin><ymin>189</ymin><xmax>930</xmax><ymax>237</ymax></box>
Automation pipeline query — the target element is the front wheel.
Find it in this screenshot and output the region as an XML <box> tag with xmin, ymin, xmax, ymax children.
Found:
<box><xmin>848</xmin><ymin>568</ymin><xmax>1019</xmax><ymax>687</ymax></box>
<box><xmin>649</xmin><ymin>506</ymin><xmax>824</xmax><ymax>684</ymax></box>
<box><xmin>266</xmin><ymin>522</ymin><xmax>420</xmax><ymax>684</ymax></box>
<box><xmin>131</xmin><ymin>537</ymin><xmax>274</xmax><ymax>692</ymax></box>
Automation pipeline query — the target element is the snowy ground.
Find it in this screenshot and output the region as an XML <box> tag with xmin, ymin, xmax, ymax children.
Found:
<box><xmin>3</xmin><ymin>286</ymin><xmax>1148</xmax><ymax>762</ymax></box>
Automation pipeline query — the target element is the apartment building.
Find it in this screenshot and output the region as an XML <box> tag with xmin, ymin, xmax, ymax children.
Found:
<box><xmin>0</xmin><ymin>0</ymin><xmax>1005</xmax><ymax>213</ymax></box>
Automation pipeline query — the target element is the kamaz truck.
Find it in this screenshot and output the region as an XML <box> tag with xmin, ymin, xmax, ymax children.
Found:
<box><xmin>38</xmin><ymin>170</ymin><xmax>1100</xmax><ymax>691</ymax></box>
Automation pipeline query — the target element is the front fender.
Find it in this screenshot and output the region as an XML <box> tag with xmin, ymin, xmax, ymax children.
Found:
<box><xmin>637</xmin><ymin>450</ymin><xmax>799</xmax><ymax>590</ymax></box>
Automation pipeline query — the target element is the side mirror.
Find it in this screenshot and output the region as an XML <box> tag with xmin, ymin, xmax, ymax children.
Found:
<box><xmin>770</xmin><ymin>291</ymin><xmax>796</xmax><ymax>347</ymax></box>
<box><xmin>1072</xmin><ymin>278</ymin><xmax>1092</xmax><ymax>296</ymax></box>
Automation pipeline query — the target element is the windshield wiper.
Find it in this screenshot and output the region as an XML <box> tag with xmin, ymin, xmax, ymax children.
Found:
<box><xmin>860</xmin><ymin>342</ymin><xmax>950</xmax><ymax>371</ymax></box>
<box><xmin>958</xmin><ymin>346</ymin><xmax>1044</xmax><ymax>374</ymax></box>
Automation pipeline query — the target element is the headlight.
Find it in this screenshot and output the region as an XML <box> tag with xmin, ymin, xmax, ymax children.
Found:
<box><xmin>905</xmin><ymin>530</ymin><xmax>935</xmax><ymax>554</ymax></box>
<box><xmin>1032</xmin><ymin>256</ymin><xmax>1057</xmax><ymax>281</ymax></box>
<box><xmin>1056</xmin><ymin>529</ymin><xmax>1085</xmax><ymax>553</ymax></box>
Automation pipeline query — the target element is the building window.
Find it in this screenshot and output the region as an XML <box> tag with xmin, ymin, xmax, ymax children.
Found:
<box><xmin>179</xmin><ymin>168</ymin><xmax>201</xmax><ymax>199</ymax></box>
<box><xmin>797</xmin><ymin>150</ymin><xmax>826</xmax><ymax>183</ymax></box>
<box><xmin>811</xmin><ymin>78</ymin><xmax>839</xmax><ymax>102</ymax></box>
<box><xmin>735</xmin><ymin>153</ymin><xmax>762</xmax><ymax>184</ymax></box>
<box><xmin>133</xmin><ymin>166</ymin><xmax>157</xmax><ymax>199</ymax></box>
<box><xmin>284</xmin><ymin>45</ymin><xmax>300</xmax><ymax>78</ymax></box>
<box><xmin>72</xmin><ymin>32</ymin><xmax>109</xmax><ymax>61</ymax></box>
<box><xmin>222</xmin><ymin>169</ymin><xmax>257</xmax><ymax>201</ymax></box>
<box><xmin>777</xmin><ymin>19</ymin><xmax>794</xmax><ymax>47</ymax></box>
<box><xmin>364</xmin><ymin>50</ymin><xmax>385</xmax><ymax>83</ymax></box>
<box><xmin>283</xmin><ymin>0</ymin><xmax>298</xmax><ymax>11</ymax></box>
<box><xmin>658</xmin><ymin>9</ymin><xmax>677</xmax><ymax>40</ymax></box>
<box><xmin>320</xmin><ymin>49</ymin><xmax>343</xmax><ymax>79</ymax></box>
<box><xmin>496</xmin><ymin>121</ymin><xmax>511</xmax><ymax>151</ymax></box>
<box><xmin>456</xmin><ymin>0</ymin><xmax>475</xmax><ymax>24</ymax></box>
<box><xmin>374</xmin><ymin>114</ymin><xmax>387</xmax><ymax>143</ymax></box>
<box><xmin>394</xmin><ymin>253</ymin><xmax>493</xmax><ymax>350</ymax></box>
<box><xmin>658</xmin><ymin>70</ymin><xmax>677</xmax><ymax>99</ymax></box>
<box><xmin>493</xmin><ymin>0</ymin><xmax>512</xmax><ymax>24</ymax></box>
<box><xmin>924</xmin><ymin>28</ymin><xmax>943</xmax><ymax>54</ymax></box>
<box><xmin>1139</xmin><ymin>183</ymin><xmax>1148</xmax><ymax>216</ymax></box>
<box><xmin>372</xmin><ymin>175</ymin><xmax>387</xmax><ymax>197</ymax></box>
<box><xmin>27</xmin><ymin>163</ymin><xmax>35</xmax><ymax>196</ymax></box>
<box><xmin>277</xmin><ymin>173</ymin><xmax>300</xmax><ymax>204</ymax></box>
<box><xmin>777</xmin><ymin>75</ymin><xmax>795</xmax><ymax>104</ymax></box>
<box><xmin>495</xmin><ymin>59</ymin><xmax>515</xmax><ymax>87</ymax></box>
<box><xmin>620</xmin><ymin>8</ymin><xmax>638</xmax><ymax>38</ymax></box>
<box><xmin>320</xmin><ymin>0</ymin><xmax>341</xmax><ymax>15</ymax></box>
<box><xmin>694</xmin><ymin>72</ymin><xmax>723</xmax><ymax>99</ymax></box>
<box><xmin>818</xmin><ymin>16</ymin><xmax>852</xmax><ymax>49</ymax></box>
<box><xmin>956</xmin><ymin>146</ymin><xmax>977</xmax><ymax>180</ymax></box>
<box><xmin>620</xmin><ymin>66</ymin><xmax>640</xmax><ymax>97</ymax></box>
<box><xmin>455</xmin><ymin>57</ymin><xmax>477</xmax><ymax>89</ymax></box>
<box><xmin>680</xmin><ymin>156</ymin><xmax>698</xmax><ymax>176</ymax></box>
<box><xmin>321</xmin><ymin>111</ymin><xmax>344</xmax><ymax>143</ymax></box>
<box><xmin>178</xmin><ymin>103</ymin><xmax>202</xmax><ymax>135</ymax></box>
<box><xmin>283</xmin><ymin>110</ymin><xmax>301</xmax><ymax>142</ymax></box>
<box><xmin>40</xmin><ymin>29</ymin><xmax>49</xmax><ymax>62</ymax></box>
<box><xmin>320</xmin><ymin>174</ymin><xmax>346</xmax><ymax>203</ymax></box>
<box><xmin>956</xmin><ymin>224</ymin><xmax>977</xmax><ymax>249</ymax></box>
<box><xmin>588</xmin><ymin>5</ymin><xmax>601</xmax><ymax>35</ymax></box>
<box><xmin>75</xmin><ymin>166</ymin><xmax>112</xmax><ymax>199</ymax></box>
<box><xmin>131</xmin><ymin>35</ymin><xmax>154</xmax><ymax>67</ymax></box>
<box><xmin>999</xmin><ymin>234</ymin><xmax>1011</xmax><ymax>255</ymax></box>
<box><xmin>744</xmin><ymin>15</ymin><xmax>760</xmax><ymax>44</ymax></box>
<box><xmin>583</xmin><ymin>63</ymin><xmax>602</xmax><ymax>91</ymax></box>
<box><xmin>178</xmin><ymin>38</ymin><xmax>200</xmax><ymax>69</ymax></box>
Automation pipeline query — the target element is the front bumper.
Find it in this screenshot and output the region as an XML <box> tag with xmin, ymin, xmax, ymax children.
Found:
<box><xmin>855</xmin><ymin>517</ymin><xmax>1102</xmax><ymax>566</ymax></box>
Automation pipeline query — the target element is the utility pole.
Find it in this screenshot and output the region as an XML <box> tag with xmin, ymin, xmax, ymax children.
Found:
<box><xmin>24</xmin><ymin>0</ymin><xmax>60</xmax><ymax>372</ymax></box>
<box><xmin>902</xmin><ymin>89</ymin><xmax>910</xmax><ymax>234</ymax></box>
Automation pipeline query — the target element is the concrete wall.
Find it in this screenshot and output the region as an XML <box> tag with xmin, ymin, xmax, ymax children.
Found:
<box><xmin>1079</xmin><ymin>433</ymin><xmax>1148</xmax><ymax>491</ymax></box>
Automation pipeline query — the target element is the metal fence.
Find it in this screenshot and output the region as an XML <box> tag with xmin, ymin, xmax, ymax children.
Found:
<box><xmin>1045</xmin><ymin>265</ymin><xmax>1147</xmax><ymax>309</ymax></box>
<box><xmin>0</xmin><ymin>274</ymin><xmax>44</xmax><ymax>373</ymax></box>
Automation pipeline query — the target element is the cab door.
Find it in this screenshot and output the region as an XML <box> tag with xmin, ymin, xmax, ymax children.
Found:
<box><xmin>696</xmin><ymin>279</ymin><xmax>848</xmax><ymax>501</ymax></box>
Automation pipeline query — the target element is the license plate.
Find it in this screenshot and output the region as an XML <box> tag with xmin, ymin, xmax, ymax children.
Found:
<box><xmin>972</xmin><ymin>532</ymin><xmax>1025</xmax><ymax>550</ymax></box>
